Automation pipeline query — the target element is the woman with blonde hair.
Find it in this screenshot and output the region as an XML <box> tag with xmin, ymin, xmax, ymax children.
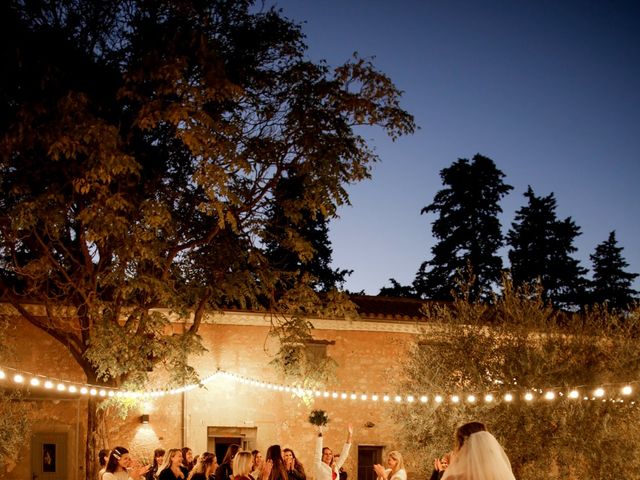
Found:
<box><xmin>187</xmin><ymin>452</ymin><xmax>217</xmax><ymax>480</ymax></box>
<box><xmin>373</xmin><ymin>451</ymin><xmax>406</xmax><ymax>480</ymax></box>
<box><xmin>232</xmin><ymin>451</ymin><xmax>254</xmax><ymax>480</ymax></box>
<box><xmin>441</xmin><ymin>421</ymin><xmax>515</xmax><ymax>480</ymax></box>
<box><xmin>157</xmin><ymin>449</ymin><xmax>187</xmax><ymax>479</ymax></box>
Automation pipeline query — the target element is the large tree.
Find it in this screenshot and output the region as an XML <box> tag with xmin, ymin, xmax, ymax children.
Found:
<box><xmin>588</xmin><ymin>231</ymin><xmax>638</xmax><ymax>311</ymax></box>
<box><xmin>396</xmin><ymin>280</ymin><xmax>640</xmax><ymax>480</ymax></box>
<box><xmin>413</xmin><ymin>154</ymin><xmax>512</xmax><ymax>301</ymax></box>
<box><xmin>0</xmin><ymin>1</ymin><xmax>414</xmax><ymax>477</ymax></box>
<box><xmin>507</xmin><ymin>186</ymin><xmax>587</xmax><ymax>309</ymax></box>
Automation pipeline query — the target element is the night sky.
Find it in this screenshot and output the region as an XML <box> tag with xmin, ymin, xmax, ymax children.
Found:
<box><xmin>270</xmin><ymin>0</ymin><xmax>640</xmax><ymax>294</ymax></box>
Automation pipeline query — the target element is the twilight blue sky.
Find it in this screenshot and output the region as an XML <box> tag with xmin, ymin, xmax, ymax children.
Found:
<box><xmin>270</xmin><ymin>0</ymin><xmax>640</xmax><ymax>295</ymax></box>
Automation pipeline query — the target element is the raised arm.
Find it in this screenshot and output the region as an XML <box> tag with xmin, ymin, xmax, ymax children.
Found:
<box><xmin>335</xmin><ymin>424</ymin><xmax>353</xmax><ymax>470</ymax></box>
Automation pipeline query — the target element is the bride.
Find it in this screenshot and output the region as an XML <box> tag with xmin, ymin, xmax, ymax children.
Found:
<box><xmin>441</xmin><ymin>422</ymin><xmax>515</xmax><ymax>480</ymax></box>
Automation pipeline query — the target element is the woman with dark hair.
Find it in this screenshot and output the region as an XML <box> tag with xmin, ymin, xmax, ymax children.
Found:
<box><xmin>264</xmin><ymin>445</ymin><xmax>288</xmax><ymax>480</ymax></box>
<box><xmin>103</xmin><ymin>447</ymin><xmax>149</xmax><ymax>480</ymax></box>
<box><xmin>250</xmin><ymin>450</ymin><xmax>263</xmax><ymax>480</ymax></box>
<box><xmin>182</xmin><ymin>448</ymin><xmax>195</xmax><ymax>473</ymax></box>
<box><xmin>145</xmin><ymin>448</ymin><xmax>165</xmax><ymax>480</ymax></box>
<box><xmin>215</xmin><ymin>444</ymin><xmax>240</xmax><ymax>480</ymax></box>
<box><xmin>98</xmin><ymin>449</ymin><xmax>110</xmax><ymax>480</ymax></box>
<box><xmin>283</xmin><ymin>448</ymin><xmax>306</xmax><ymax>480</ymax></box>
<box><xmin>188</xmin><ymin>452</ymin><xmax>217</xmax><ymax>480</ymax></box>
<box><xmin>442</xmin><ymin>422</ymin><xmax>515</xmax><ymax>480</ymax></box>
<box><xmin>157</xmin><ymin>449</ymin><xmax>188</xmax><ymax>479</ymax></box>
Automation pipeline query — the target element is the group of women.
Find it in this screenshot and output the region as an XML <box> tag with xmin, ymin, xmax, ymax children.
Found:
<box><xmin>98</xmin><ymin>421</ymin><xmax>515</xmax><ymax>480</ymax></box>
<box><xmin>98</xmin><ymin>443</ymin><xmax>307</xmax><ymax>480</ymax></box>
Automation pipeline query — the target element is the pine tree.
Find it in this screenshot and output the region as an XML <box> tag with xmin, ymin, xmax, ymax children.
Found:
<box><xmin>588</xmin><ymin>231</ymin><xmax>638</xmax><ymax>310</ymax></box>
<box><xmin>413</xmin><ymin>154</ymin><xmax>513</xmax><ymax>301</ymax></box>
<box><xmin>507</xmin><ymin>186</ymin><xmax>587</xmax><ymax>309</ymax></box>
<box><xmin>264</xmin><ymin>171</ymin><xmax>351</xmax><ymax>293</ymax></box>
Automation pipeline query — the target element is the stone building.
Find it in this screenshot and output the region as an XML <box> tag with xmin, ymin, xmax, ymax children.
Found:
<box><xmin>2</xmin><ymin>296</ymin><xmax>433</xmax><ymax>480</ymax></box>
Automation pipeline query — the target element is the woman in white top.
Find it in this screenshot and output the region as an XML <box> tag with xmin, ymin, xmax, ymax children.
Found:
<box><xmin>373</xmin><ymin>451</ymin><xmax>407</xmax><ymax>480</ymax></box>
<box><xmin>102</xmin><ymin>447</ymin><xmax>150</xmax><ymax>480</ymax></box>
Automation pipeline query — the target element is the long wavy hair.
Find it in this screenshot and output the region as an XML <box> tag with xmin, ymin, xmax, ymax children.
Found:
<box><xmin>266</xmin><ymin>445</ymin><xmax>289</xmax><ymax>480</ymax></box>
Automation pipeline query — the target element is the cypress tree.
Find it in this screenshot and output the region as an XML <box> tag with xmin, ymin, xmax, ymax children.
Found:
<box><xmin>414</xmin><ymin>154</ymin><xmax>512</xmax><ymax>301</ymax></box>
<box><xmin>588</xmin><ymin>231</ymin><xmax>638</xmax><ymax>310</ymax></box>
<box><xmin>507</xmin><ymin>186</ymin><xmax>587</xmax><ymax>309</ymax></box>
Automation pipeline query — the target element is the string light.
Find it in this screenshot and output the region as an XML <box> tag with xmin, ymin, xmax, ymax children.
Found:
<box><xmin>1</xmin><ymin>365</ymin><xmax>638</xmax><ymax>408</ymax></box>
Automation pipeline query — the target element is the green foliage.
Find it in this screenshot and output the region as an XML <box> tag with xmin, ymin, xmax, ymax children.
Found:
<box><xmin>264</xmin><ymin>171</ymin><xmax>352</xmax><ymax>293</ymax></box>
<box><xmin>308</xmin><ymin>409</ymin><xmax>330</xmax><ymax>427</ymax></box>
<box><xmin>0</xmin><ymin>0</ymin><xmax>411</xmax><ymax>387</ymax></box>
<box><xmin>395</xmin><ymin>278</ymin><xmax>640</xmax><ymax>479</ymax></box>
<box><xmin>588</xmin><ymin>231</ymin><xmax>639</xmax><ymax>311</ymax></box>
<box><xmin>414</xmin><ymin>154</ymin><xmax>513</xmax><ymax>302</ymax></box>
<box><xmin>0</xmin><ymin>318</ymin><xmax>31</xmax><ymax>475</ymax></box>
<box><xmin>507</xmin><ymin>186</ymin><xmax>587</xmax><ymax>310</ymax></box>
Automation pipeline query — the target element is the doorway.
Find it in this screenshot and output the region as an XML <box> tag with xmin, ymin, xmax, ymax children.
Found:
<box><xmin>207</xmin><ymin>426</ymin><xmax>257</xmax><ymax>464</ymax></box>
<box><xmin>31</xmin><ymin>432</ymin><xmax>68</xmax><ymax>480</ymax></box>
<box><xmin>357</xmin><ymin>446</ymin><xmax>383</xmax><ymax>480</ymax></box>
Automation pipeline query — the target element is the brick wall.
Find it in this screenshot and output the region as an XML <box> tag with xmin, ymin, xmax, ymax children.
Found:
<box><xmin>3</xmin><ymin>312</ymin><xmax>424</xmax><ymax>480</ymax></box>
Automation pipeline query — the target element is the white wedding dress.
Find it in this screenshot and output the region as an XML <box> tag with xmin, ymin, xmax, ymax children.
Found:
<box><xmin>441</xmin><ymin>431</ymin><xmax>516</xmax><ymax>480</ymax></box>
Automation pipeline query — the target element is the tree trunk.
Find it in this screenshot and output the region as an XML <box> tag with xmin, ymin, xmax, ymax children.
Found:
<box><xmin>85</xmin><ymin>397</ymin><xmax>98</xmax><ymax>480</ymax></box>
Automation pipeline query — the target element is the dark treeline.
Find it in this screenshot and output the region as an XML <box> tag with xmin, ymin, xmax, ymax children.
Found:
<box><xmin>380</xmin><ymin>154</ymin><xmax>638</xmax><ymax>312</ymax></box>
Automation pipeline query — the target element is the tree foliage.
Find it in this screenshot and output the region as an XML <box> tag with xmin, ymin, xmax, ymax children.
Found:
<box><xmin>414</xmin><ymin>154</ymin><xmax>512</xmax><ymax>301</ymax></box>
<box><xmin>588</xmin><ymin>231</ymin><xmax>638</xmax><ymax>311</ymax></box>
<box><xmin>0</xmin><ymin>317</ymin><xmax>31</xmax><ymax>476</ymax></box>
<box><xmin>507</xmin><ymin>186</ymin><xmax>587</xmax><ymax>310</ymax></box>
<box><xmin>264</xmin><ymin>171</ymin><xmax>352</xmax><ymax>294</ymax></box>
<box><xmin>0</xmin><ymin>1</ymin><xmax>414</xmax><ymax>477</ymax></box>
<box><xmin>395</xmin><ymin>278</ymin><xmax>640</xmax><ymax>479</ymax></box>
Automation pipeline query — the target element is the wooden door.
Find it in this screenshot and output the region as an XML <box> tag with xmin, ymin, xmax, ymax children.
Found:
<box><xmin>357</xmin><ymin>446</ymin><xmax>383</xmax><ymax>480</ymax></box>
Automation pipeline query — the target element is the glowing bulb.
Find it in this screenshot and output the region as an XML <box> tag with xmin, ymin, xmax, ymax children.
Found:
<box><xmin>13</xmin><ymin>374</ymin><xmax>24</xmax><ymax>383</ymax></box>
<box><xmin>435</xmin><ymin>395</ymin><xmax>443</xmax><ymax>403</ymax></box>
<box><xmin>544</xmin><ymin>391</ymin><xmax>555</xmax><ymax>400</ymax></box>
<box><xmin>504</xmin><ymin>393</ymin><xmax>513</xmax><ymax>402</ymax></box>
<box><xmin>467</xmin><ymin>395</ymin><xmax>476</xmax><ymax>403</ymax></box>
<box><xmin>484</xmin><ymin>394</ymin><xmax>494</xmax><ymax>403</ymax></box>
<box><xmin>394</xmin><ymin>395</ymin><xmax>402</xmax><ymax>403</ymax></box>
<box><xmin>57</xmin><ymin>383</ymin><xmax>66</xmax><ymax>391</ymax></box>
<box><xmin>568</xmin><ymin>390</ymin><xmax>579</xmax><ymax>399</ymax></box>
<box><xmin>323</xmin><ymin>391</ymin><xmax>330</xmax><ymax>398</ymax></box>
<box><xmin>594</xmin><ymin>388</ymin><xmax>605</xmax><ymax>398</ymax></box>
<box><xmin>90</xmin><ymin>388</ymin><xmax>97</xmax><ymax>396</ymax></box>
<box><xmin>420</xmin><ymin>395</ymin><xmax>428</xmax><ymax>403</ymax></box>
<box><xmin>68</xmin><ymin>385</ymin><xmax>77</xmax><ymax>393</ymax></box>
<box><xmin>406</xmin><ymin>395</ymin><xmax>414</xmax><ymax>403</ymax></box>
<box><xmin>341</xmin><ymin>393</ymin><xmax>348</xmax><ymax>399</ymax></box>
<box><xmin>371</xmin><ymin>394</ymin><xmax>379</xmax><ymax>401</ymax></box>
<box><xmin>383</xmin><ymin>395</ymin><xmax>390</xmax><ymax>402</ymax></box>
<box><xmin>332</xmin><ymin>392</ymin><xmax>338</xmax><ymax>398</ymax></box>
<box><xmin>524</xmin><ymin>392</ymin><xmax>533</xmax><ymax>401</ymax></box>
<box><xmin>622</xmin><ymin>386</ymin><xmax>632</xmax><ymax>395</ymax></box>
<box><xmin>0</xmin><ymin>370</ymin><xmax>5</xmax><ymax>379</ymax></box>
<box><xmin>451</xmin><ymin>395</ymin><xmax>460</xmax><ymax>403</ymax></box>
<box><xmin>30</xmin><ymin>378</ymin><xmax>41</xmax><ymax>386</ymax></box>
<box><xmin>350</xmin><ymin>393</ymin><xmax>357</xmax><ymax>400</ymax></box>
<box><xmin>80</xmin><ymin>387</ymin><xmax>88</xmax><ymax>394</ymax></box>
